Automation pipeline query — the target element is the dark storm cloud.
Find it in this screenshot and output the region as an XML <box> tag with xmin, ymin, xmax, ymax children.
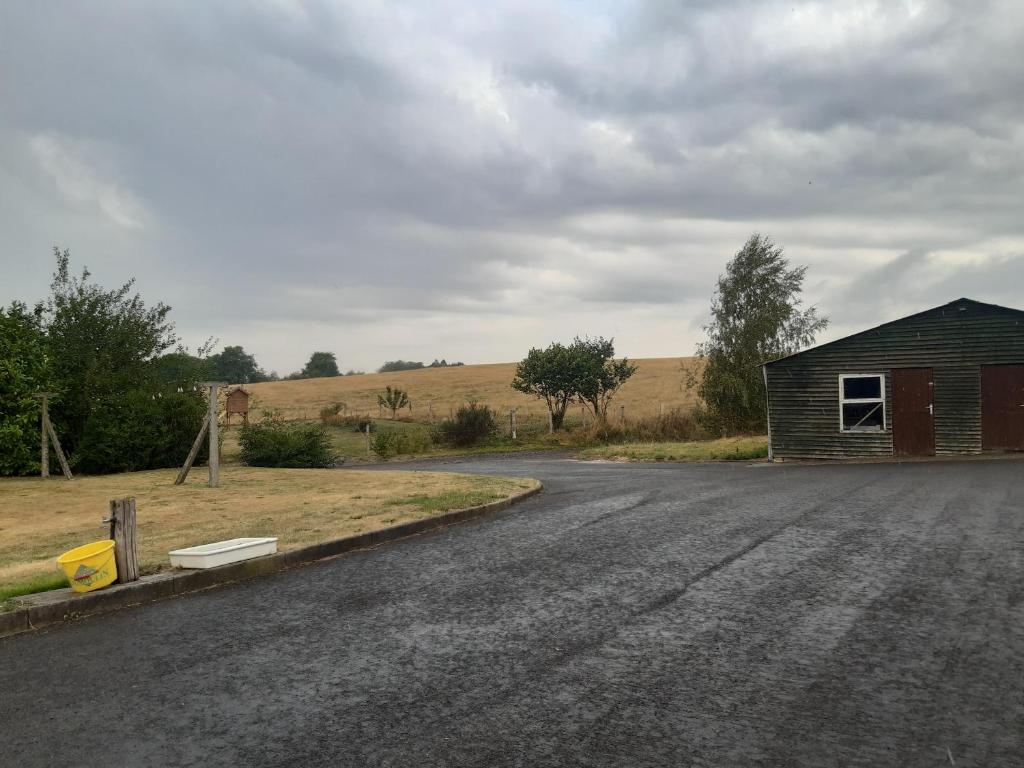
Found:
<box><xmin>1</xmin><ymin>0</ymin><xmax>1022</xmax><ymax>370</ymax></box>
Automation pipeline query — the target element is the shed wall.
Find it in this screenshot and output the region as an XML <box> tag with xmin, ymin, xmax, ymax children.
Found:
<box><xmin>765</xmin><ymin>302</ymin><xmax>1024</xmax><ymax>459</ymax></box>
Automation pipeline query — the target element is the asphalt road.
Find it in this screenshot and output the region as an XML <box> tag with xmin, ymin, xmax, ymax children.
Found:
<box><xmin>2</xmin><ymin>455</ymin><xmax>1023</xmax><ymax>767</ymax></box>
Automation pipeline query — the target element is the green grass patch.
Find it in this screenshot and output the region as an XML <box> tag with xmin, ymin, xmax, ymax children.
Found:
<box><xmin>579</xmin><ymin>436</ymin><xmax>768</xmax><ymax>462</ymax></box>
<box><xmin>1</xmin><ymin>572</ymin><xmax>69</xmax><ymax>610</ymax></box>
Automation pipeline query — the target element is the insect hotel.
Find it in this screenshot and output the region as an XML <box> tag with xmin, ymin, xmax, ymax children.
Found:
<box><xmin>225</xmin><ymin>386</ymin><xmax>251</xmax><ymax>425</ymax></box>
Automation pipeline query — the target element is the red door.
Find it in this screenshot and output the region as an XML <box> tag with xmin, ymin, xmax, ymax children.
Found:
<box><xmin>892</xmin><ymin>368</ymin><xmax>935</xmax><ymax>456</ymax></box>
<box><xmin>981</xmin><ymin>365</ymin><xmax>1024</xmax><ymax>450</ymax></box>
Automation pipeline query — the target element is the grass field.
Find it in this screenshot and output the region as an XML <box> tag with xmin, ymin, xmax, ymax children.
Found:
<box><xmin>244</xmin><ymin>356</ymin><xmax>700</xmax><ymax>423</ymax></box>
<box><xmin>0</xmin><ymin>467</ymin><xmax>538</xmax><ymax>604</ymax></box>
<box><xmin>579</xmin><ymin>436</ymin><xmax>768</xmax><ymax>462</ymax></box>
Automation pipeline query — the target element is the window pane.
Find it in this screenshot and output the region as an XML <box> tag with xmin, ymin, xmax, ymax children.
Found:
<box><xmin>843</xmin><ymin>376</ymin><xmax>881</xmax><ymax>400</ymax></box>
<box><xmin>843</xmin><ymin>402</ymin><xmax>884</xmax><ymax>430</ymax></box>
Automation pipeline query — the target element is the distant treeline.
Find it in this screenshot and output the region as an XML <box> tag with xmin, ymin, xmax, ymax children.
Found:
<box><xmin>377</xmin><ymin>359</ymin><xmax>465</xmax><ymax>373</ymax></box>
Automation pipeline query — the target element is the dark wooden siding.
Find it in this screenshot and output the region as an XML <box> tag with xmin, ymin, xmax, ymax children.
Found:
<box><xmin>765</xmin><ymin>300</ymin><xmax>1024</xmax><ymax>459</ymax></box>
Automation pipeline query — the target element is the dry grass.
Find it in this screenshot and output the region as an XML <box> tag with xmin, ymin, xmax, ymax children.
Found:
<box><xmin>245</xmin><ymin>357</ymin><xmax>701</xmax><ymax>422</ymax></box>
<box><xmin>0</xmin><ymin>467</ymin><xmax>538</xmax><ymax>598</ymax></box>
<box><xmin>579</xmin><ymin>436</ymin><xmax>769</xmax><ymax>462</ymax></box>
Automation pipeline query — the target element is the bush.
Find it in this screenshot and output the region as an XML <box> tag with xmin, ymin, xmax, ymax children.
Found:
<box><xmin>371</xmin><ymin>431</ymin><xmax>398</xmax><ymax>459</ymax></box>
<box><xmin>72</xmin><ymin>389</ymin><xmax>208</xmax><ymax>475</ymax></box>
<box><xmin>0</xmin><ymin>305</ymin><xmax>50</xmax><ymax>476</ymax></box>
<box><xmin>371</xmin><ymin>426</ymin><xmax>433</xmax><ymax>460</ymax></box>
<box><xmin>581</xmin><ymin>408</ymin><xmax>707</xmax><ymax>445</ymax></box>
<box><xmin>319</xmin><ymin>402</ymin><xmax>346</xmax><ymax>422</ymax></box>
<box><xmin>437</xmin><ymin>403</ymin><xmax>497</xmax><ymax>447</ymax></box>
<box><xmin>238</xmin><ymin>419</ymin><xmax>337</xmax><ymax>468</ymax></box>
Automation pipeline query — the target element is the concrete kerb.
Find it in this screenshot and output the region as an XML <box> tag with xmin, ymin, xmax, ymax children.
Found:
<box><xmin>0</xmin><ymin>482</ymin><xmax>543</xmax><ymax>640</ymax></box>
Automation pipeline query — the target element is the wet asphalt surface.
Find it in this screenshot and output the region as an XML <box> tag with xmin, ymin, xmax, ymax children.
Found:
<box><xmin>2</xmin><ymin>455</ymin><xmax>1023</xmax><ymax>767</ymax></box>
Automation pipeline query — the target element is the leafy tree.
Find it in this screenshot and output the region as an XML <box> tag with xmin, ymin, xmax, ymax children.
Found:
<box><xmin>377</xmin><ymin>385</ymin><xmax>410</xmax><ymax>418</ymax></box>
<box><xmin>43</xmin><ymin>248</ymin><xmax>179</xmax><ymax>460</ymax></box>
<box><xmin>0</xmin><ymin>248</ymin><xmax>209</xmax><ymax>475</ymax></box>
<box><xmin>511</xmin><ymin>342</ymin><xmax>583</xmax><ymax>431</ymax></box>
<box><xmin>208</xmin><ymin>345</ymin><xmax>269</xmax><ymax>383</ymax></box>
<box><xmin>0</xmin><ymin>303</ymin><xmax>50</xmax><ymax>475</ymax></box>
<box><xmin>572</xmin><ymin>336</ymin><xmax>637</xmax><ymax>424</ymax></box>
<box><xmin>378</xmin><ymin>360</ymin><xmax>424</xmax><ymax>373</ymax></box>
<box><xmin>692</xmin><ymin>234</ymin><xmax>827</xmax><ymax>433</ymax></box>
<box><xmin>153</xmin><ymin>339</ymin><xmax>216</xmax><ymax>386</ymax></box>
<box><xmin>300</xmin><ymin>351</ymin><xmax>340</xmax><ymax>379</ymax></box>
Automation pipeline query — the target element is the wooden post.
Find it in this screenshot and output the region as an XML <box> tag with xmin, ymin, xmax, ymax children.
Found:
<box><xmin>35</xmin><ymin>393</ymin><xmax>72</xmax><ymax>479</ymax></box>
<box><xmin>364</xmin><ymin>422</ymin><xmax>371</xmax><ymax>455</ymax></box>
<box><xmin>40</xmin><ymin>397</ymin><xmax>48</xmax><ymax>479</ymax></box>
<box><xmin>620</xmin><ymin>404</ymin><xmax>625</xmax><ymax>423</ymax></box>
<box><xmin>206</xmin><ymin>382</ymin><xmax>224</xmax><ymax>488</ymax></box>
<box><xmin>509</xmin><ymin>409</ymin><xmax>517</xmax><ymax>440</ymax></box>
<box><xmin>175</xmin><ymin>417</ymin><xmax>209</xmax><ymax>485</ymax></box>
<box><xmin>45</xmin><ymin>416</ymin><xmax>73</xmax><ymax>479</ymax></box>
<box><xmin>548</xmin><ymin>409</ymin><xmax>554</xmax><ymax>434</ymax></box>
<box><xmin>107</xmin><ymin>497</ymin><xmax>139</xmax><ymax>583</ymax></box>
<box><xmin>174</xmin><ymin>382</ymin><xmax>225</xmax><ymax>487</ymax></box>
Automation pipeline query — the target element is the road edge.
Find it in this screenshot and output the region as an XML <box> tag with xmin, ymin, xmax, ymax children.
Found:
<box><xmin>0</xmin><ymin>482</ymin><xmax>542</xmax><ymax>640</ymax></box>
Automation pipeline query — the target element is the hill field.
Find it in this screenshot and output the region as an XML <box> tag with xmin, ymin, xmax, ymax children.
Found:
<box><xmin>244</xmin><ymin>357</ymin><xmax>701</xmax><ymax>424</ymax></box>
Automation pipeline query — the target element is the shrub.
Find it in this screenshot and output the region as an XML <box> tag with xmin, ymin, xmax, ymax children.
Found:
<box><xmin>371</xmin><ymin>431</ymin><xmax>398</xmax><ymax>459</ymax></box>
<box><xmin>238</xmin><ymin>419</ymin><xmax>337</xmax><ymax>468</ymax></box>
<box><xmin>72</xmin><ymin>389</ymin><xmax>208</xmax><ymax>475</ymax></box>
<box><xmin>584</xmin><ymin>408</ymin><xmax>708</xmax><ymax>445</ymax></box>
<box><xmin>319</xmin><ymin>402</ymin><xmax>346</xmax><ymax>422</ymax></box>
<box><xmin>371</xmin><ymin>426</ymin><xmax>433</xmax><ymax>460</ymax></box>
<box><xmin>437</xmin><ymin>403</ymin><xmax>497</xmax><ymax>447</ymax></box>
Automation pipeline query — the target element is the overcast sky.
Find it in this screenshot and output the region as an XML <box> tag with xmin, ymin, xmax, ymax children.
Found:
<box><xmin>2</xmin><ymin>1</ymin><xmax>1022</xmax><ymax>374</ymax></box>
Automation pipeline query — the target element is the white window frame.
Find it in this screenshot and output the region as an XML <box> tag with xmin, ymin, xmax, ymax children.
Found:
<box><xmin>839</xmin><ymin>373</ymin><xmax>886</xmax><ymax>433</ymax></box>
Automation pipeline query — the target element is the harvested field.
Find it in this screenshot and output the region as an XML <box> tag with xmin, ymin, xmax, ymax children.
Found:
<box><xmin>244</xmin><ymin>356</ymin><xmax>700</xmax><ymax>422</ymax></box>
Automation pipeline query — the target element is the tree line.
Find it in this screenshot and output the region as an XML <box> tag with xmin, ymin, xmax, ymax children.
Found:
<box><xmin>1</xmin><ymin>235</ymin><xmax>825</xmax><ymax>475</ymax></box>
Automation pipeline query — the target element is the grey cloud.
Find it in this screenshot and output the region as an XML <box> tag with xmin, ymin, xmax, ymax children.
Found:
<box><xmin>1</xmin><ymin>0</ymin><xmax>1022</xmax><ymax>372</ymax></box>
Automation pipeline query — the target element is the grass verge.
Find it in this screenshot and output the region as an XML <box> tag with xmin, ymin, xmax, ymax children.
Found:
<box><xmin>579</xmin><ymin>436</ymin><xmax>768</xmax><ymax>462</ymax></box>
<box><xmin>0</xmin><ymin>467</ymin><xmax>538</xmax><ymax>607</ymax></box>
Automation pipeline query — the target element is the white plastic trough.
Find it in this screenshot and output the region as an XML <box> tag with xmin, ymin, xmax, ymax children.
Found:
<box><xmin>169</xmin><ymin>537</ymin><xmax>278</xmax><ymax>570</ymax></box>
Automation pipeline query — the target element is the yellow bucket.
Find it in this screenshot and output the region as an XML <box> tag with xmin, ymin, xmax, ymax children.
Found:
<box><xmin>56</xmin><ymin>540</ymin><xmax>118</xmax><ymax>593</ymax></box>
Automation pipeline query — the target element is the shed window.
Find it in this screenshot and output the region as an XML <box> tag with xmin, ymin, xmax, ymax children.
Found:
<box><xmin>840</xmin><ymin>374</ymin><xmax>885</xmax><ymax>432</ymax></box>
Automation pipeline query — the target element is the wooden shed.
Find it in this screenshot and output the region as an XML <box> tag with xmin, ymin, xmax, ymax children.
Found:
<box><xmin>763</xmin><ymin>298</ymin><xmax>1024</xmax><ymax>460</ymax></box>
<box><xmin>225</xmin><ymin>387</ymin><xmax>250</xmax><ymax>424</ymax></box>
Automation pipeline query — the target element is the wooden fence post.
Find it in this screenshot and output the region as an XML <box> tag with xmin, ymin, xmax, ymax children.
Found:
<box><xmin>174</xmin><ymin>381</ymin><xmax>225</xmax><ymax>487</ymax></box>
<box><xmin>40</xmin><ymin>398</ymin><xmax>48</xmax><ymax>479</ymax></box>
<box><xmin>108</xmin><ymin>497</ymin><xmax>140</xmax><ymax>583</ymax></box>
<box><xmin>207</xmin><ymin>382</ymin><xmax>222</xmax><ymax>488</ymax></box>
<box><xmin>35</xmin><ymin>393</ymin><xmax>72</xmax><ymax>480</ymax></box>
<box><xmin>364</xmin><ymin>422</ymin><xmax>371</xmax><ymax>455</ymax></box>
